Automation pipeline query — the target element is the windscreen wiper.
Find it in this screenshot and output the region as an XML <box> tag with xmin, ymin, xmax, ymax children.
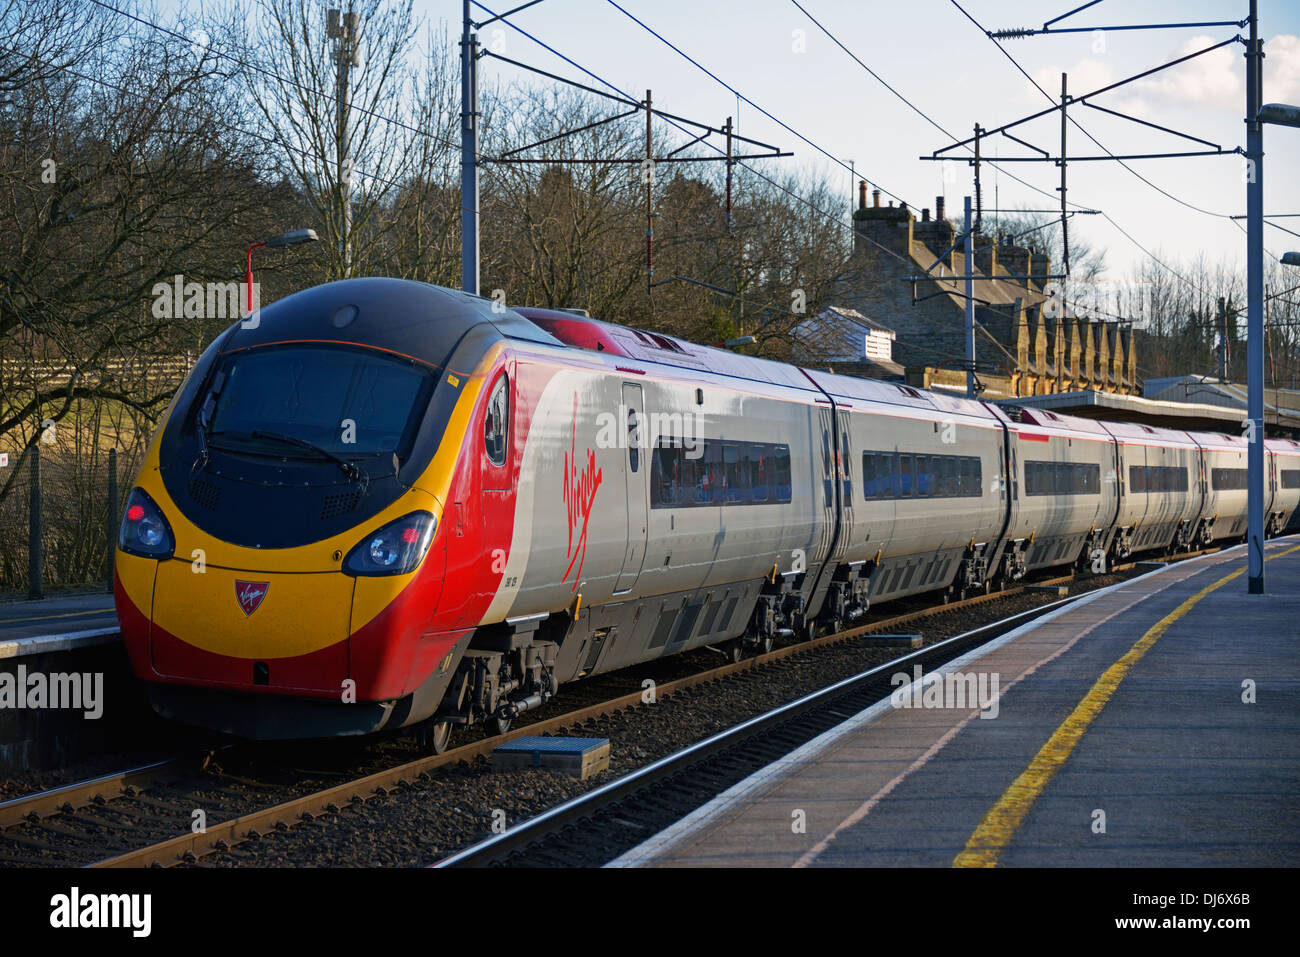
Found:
<box><xmin>192</xmin><ymin>369</ymin><xmax>226</xmax><ymax>474</ymax></box>
<box><xmin>247</xmin><ymin>429</ymin><xmax>363</xmax><ymax>481</ymax></box>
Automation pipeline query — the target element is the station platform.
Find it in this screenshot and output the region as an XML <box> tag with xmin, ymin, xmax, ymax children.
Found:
<box><xmin>0</xmin><ymin>592</ymin><xmax>118</xmax><ymax>658</ymax></box>
<box><xmin>612</xmin><ymin>536</ymin><xmax>1300</xmax><ymax>868</ymax></box>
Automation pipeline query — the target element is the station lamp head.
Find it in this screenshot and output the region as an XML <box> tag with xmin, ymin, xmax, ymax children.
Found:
<box><xmin>1281</xmin><ymin>252</ymin><xmax>1300</xmax><ymax>267</ymax></box>
<box><xmin>266</xmin><ymin>228</ymin><xmax>320</xmax><ymax>248</ymax></box>
<box><xmin>1259</xmin><ymin>103</ymin><xmax>1300</xmax><ymax>128</ymax></box>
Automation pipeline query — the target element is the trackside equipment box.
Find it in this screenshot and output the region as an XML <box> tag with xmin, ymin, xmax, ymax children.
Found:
<box><xmin>492</xmin><ymin>736</ymin><xmax>611</xmax><ymax>779</ymax></box>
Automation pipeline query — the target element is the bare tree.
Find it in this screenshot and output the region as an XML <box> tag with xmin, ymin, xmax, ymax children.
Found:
<box><xmin>380</xmin><ymin>23</ymin><xmax>461</xmax><ymax>285</ymax></box>
<box><xmin>0</xmin><ymin>1</ymin><xmax>275</xmax><ymax>486</ymax></box>
<box><xmin>240</xmin><ymin>0</ymin><xmax>422</xmax><ymax>280</ymax></box>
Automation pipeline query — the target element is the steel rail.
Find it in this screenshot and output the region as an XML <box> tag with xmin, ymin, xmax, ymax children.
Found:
<box><xmin>0</xmin><ymin>754</ymin><xmax>214</xmax><ymax>829</ymax></box>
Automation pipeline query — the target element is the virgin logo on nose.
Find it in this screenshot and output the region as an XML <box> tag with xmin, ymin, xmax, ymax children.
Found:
<box><xmin>235</xmin><ymin>580</ymin><xmax>269</xmax><ymax>616</ymax></box>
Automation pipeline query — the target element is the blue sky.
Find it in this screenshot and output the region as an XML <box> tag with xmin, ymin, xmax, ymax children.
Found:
<box><xmin>429</xmin><ymin>0</ymin><xmax>1300</xmax><ymax>283</ymax></box>
<box><xmin>168</xmin><ymin>1</ymin><xmax>1300</xmax><ymax>284</ymax></box>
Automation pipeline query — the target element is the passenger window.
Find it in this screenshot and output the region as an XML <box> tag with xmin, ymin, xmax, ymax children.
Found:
<box><xmin>484</xmin><ymin>373</ymin><xmax>509</xmax><ymax>466</ymax></box>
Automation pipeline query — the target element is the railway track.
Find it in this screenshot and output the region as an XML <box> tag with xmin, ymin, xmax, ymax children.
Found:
<box><xmin>434</xmin><ymin>594</ymin><xmax>1084</xmax><ymax>867</ymax></box>
<box><xmin>0</xmin><ymin>550</ymin><xmax>1218</xmax><ymax>867</ymax></box>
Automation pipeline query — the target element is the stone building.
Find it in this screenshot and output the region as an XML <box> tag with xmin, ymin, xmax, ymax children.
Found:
<box><xmin>835</xmin><ymin>181</ymin><xmax>1138</xmax><ymax>399</ymax></box>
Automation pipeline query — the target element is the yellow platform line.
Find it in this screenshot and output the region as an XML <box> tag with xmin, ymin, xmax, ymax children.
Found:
<box><xmin>953</xmin><ymin>542</ymin><xmax>1300</xmax><ymax>868</ymax></box>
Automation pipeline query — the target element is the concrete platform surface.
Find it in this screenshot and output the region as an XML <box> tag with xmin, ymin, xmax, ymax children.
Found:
<box><xmin>612</xmin><ymin>537</ymin><xmax>1300</xmax><ymax>868</ymax></box>
<box><xmin>0</xmin><ymin>593</ymin><xmax>119</xmax><ymax>656</ymax></box>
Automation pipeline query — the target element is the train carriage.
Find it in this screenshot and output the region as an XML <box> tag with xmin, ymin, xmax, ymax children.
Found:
<box><xmin>1195</xmin><ymin>431</ymin><xmax>1252</xmax><ymax>545</ymax></box>
<box><xmin>1267</xmin><ymin>438</ymin><xmax>1300</xmax><ymax>534</ymax></box>
<box><xmin>996</xmin><ymin>407</ymin><xmax>1117</xmax><ymax>574</ymax></box>
<box><xmin>803</xmin><ymin>371</ymin><xmax>1007</xmax><ymax>612</ymax></box>
<box><xmin>112</xmin><ymin>278</ymin><xmax>1299</xmax><ymax>748</ymax></box>
<box><xmin>1104</xmin><ymin>421</ymin><xmax>1202</xmax><ymax>558</ymax></box>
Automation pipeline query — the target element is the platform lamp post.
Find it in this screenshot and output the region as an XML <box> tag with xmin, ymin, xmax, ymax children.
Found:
<box><xmin>1247</xmin><ymin>94</ymin><xmax>1300</xmax><ymax>593</ymax></box>
<box><xmin>244</xmin><ymin>228</ymin><xmax>320</xmax><ymax>315</ymax></box>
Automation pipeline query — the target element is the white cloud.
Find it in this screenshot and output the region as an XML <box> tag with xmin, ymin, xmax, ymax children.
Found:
<box><xmin>1026</xmin><ymin>35</ymin><xmax>1300</xmax><ymax>119</ymax></box>
<box><xmin>1134</xmin><ymin>35</ymin><xmax>1242</xmax><ymax>111</ymax></box>
<box><xmin>1264</xmin><ymin>34</ymin><xmax>1300</xmax><ymax>105</ymax></box>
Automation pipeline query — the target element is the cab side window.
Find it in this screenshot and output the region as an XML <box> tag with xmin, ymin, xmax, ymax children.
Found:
<box><xmin>484</xmin><ymin>373</ymin><xmax>509</xmax><ymax>466</ymax></box>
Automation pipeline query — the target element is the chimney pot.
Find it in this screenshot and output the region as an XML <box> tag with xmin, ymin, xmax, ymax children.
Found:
<box><xmin>936</xmin><ymin>196</ymin><xmax>945</xmax><ymax>221</ymax></box>
<box><xmin>858</xmin><ymin>179</ymin><xmax>867</xmax><ymax>210</ymax></box>
<box><xmin>873</xmin><ymin>190</ymin><xmax>881</xmax><ymax>208</ymax></box>
<box><xmin>922</xmin><ymin>208</ymin><xmax>930</xmax><ymax>221</ymax></box>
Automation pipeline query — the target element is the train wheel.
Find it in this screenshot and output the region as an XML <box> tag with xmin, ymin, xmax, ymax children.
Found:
<box><xmin>485</xmin><ymin>715</ymin><xmax>513</xmax><ymax>736</ymax></box>
<box><xmin>723</xmin><ymin>640</ymin><xmax>745</xmax><ymax>664</ymax></box>
<box><xmin>417</xmin><ymin>719</ymin><xmax>453</xmax><ymax>755</ymax></box>
<box><xmin>760</xmin><ymin>634</ymin><xmax>776</xmax><ymax>654</ymax></box>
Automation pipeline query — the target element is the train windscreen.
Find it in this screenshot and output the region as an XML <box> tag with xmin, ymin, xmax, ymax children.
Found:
<box><xmin>206</xmin><ymin>345</ymin><xmax>434</xmax><ymax>460</ymax></box>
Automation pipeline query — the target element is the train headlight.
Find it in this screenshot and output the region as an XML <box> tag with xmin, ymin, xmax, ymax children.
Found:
<box><xmin>343</xmin><ymin>511</ymin><xmax>436</xmax><ymax>576</ymax></box>
<box><xmin>118</xmin><ymin>488</ymin><xmax>175</xmax><ymax>559</ymax></box>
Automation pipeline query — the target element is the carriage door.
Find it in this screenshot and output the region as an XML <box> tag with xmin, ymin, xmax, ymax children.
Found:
<box><xmin>837</xmin><ymin>409</ymin><xmax>854</xmax><ymax>553</ymax></box>
<box><xmin>615</xmin><ymin>382</ymin><xmax>648</xmax><ymax>593</ymax></box>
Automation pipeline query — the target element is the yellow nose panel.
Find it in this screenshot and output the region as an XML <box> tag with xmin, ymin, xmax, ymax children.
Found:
<box><xmin>151</xmin><ymin>559</ymin><xmax>353</xmax><ymax>659</ymax></box>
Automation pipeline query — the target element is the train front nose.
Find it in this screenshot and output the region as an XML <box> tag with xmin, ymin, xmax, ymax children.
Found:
<box><xmin>148</xmin><ymin>559</ymin><xmax>353</xmax><ymax>695</ymax></box>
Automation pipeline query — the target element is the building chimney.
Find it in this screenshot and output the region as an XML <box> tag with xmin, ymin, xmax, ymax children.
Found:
<box><xmin>973</xmin><ymin>232</ymin><xmax>997</xmax><ymax>277</ymax></box>
<box><xmin>1030</xmin><ymin>252</ymin><xmax>1052</xmax><ymax>291</ymax></box>
<box><xmin>852</xmin><ymin>189</ymin><xmax>915</xmax><ymax>260</ymax></box>
<box><xmin>999</xmin><ymin>236</ymin><xmax>1033</xmax><ymax>287</ymax></box>
<box><xmin>858</xmin><ymin>179</ymin><xmax>867</xmax><ymax>211</ymax></box>
<box><xmin>936</xmin><ymin>196</ymin><xmax>945</xmax><ymax>221</ymax></box>
<box><xmin>912</xmin><ymin>197</ymin><xmax>955</xmax><ymax>267</ymax></box>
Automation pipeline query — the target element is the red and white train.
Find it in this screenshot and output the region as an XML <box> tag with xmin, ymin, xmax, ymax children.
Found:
<box><xmin>112</xmin><ymin>278</ymin><xmax>1300</xmax><ymax>750</ymax></box>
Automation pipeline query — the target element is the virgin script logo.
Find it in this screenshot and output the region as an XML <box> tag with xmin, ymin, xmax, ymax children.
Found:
<box><xmin>562</xmin><ymin>393</ymin><xmax>602</xmax><ymax>592</ymax></box>
<box><xmin>235</xmin><ymin>580</ymin><xmax>268</xmax><ymax>616</ymax></box>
